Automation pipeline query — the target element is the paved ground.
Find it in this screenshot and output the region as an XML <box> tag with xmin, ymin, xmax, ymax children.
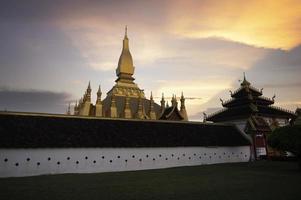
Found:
<box><xmin>0</xmin><ymin>161</ymin><xmax>300</xmax><ymax>200</ymax></box>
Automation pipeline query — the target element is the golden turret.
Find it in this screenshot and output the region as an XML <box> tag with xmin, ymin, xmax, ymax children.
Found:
<box><xmin>149</xmin><ymin>92</ymin><xmax>156</xmax><ymax>119</ymax></box>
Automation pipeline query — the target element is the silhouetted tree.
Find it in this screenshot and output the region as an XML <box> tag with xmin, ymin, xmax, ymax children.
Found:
<box><xmin>268</xmin><ymin>125</ymin><xmax>301</xmax><ymax>170</ymax></box>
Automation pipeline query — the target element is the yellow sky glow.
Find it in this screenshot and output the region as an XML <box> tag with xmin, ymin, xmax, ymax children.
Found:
<box><xmin>169</xmin><ymin>0</ymin><xmax>301</xmax><ymax>49</ymax></box>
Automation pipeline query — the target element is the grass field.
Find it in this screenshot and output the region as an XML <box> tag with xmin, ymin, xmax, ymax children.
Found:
<box><xmin>0</xmin><ymin>161</ymin><xmax>300</xmax><ymax>200</ymax></box>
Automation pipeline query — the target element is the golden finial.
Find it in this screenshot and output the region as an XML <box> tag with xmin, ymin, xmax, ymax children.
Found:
<box><xmin>125</xmin><ymin>25</ymin><xmax>128</xmax><ymax>38</ymax></box>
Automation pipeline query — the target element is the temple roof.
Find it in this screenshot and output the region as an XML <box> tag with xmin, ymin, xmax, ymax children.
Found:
<box><xmin>0</xmin><ymin>112</ymin><xmax>251</xmax><ymax>148</ymax></box>
<box><xmin>207</xmin><ymin>104</ymin><xmax>296</xmax><ymax>122</ymax></box>
<box><xmin>206</xmin><ymin>74</ymin><xmax>296</xmax><ymax>122</ymax></box>
<box><xmin>222</xmin><ymin>95</ymin><xmax>274</xmax><ymax>108</ymax></box>
<box><xmin>159</xmin><ymin>106</ymin><xmax>184</xmax><ymax>121</ymax></box>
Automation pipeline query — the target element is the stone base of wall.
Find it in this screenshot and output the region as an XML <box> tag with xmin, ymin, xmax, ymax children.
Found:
<box><xmin>0</xmin><ymin>146</ymin><xmax>251</xmax><ymax>177</ymax></box>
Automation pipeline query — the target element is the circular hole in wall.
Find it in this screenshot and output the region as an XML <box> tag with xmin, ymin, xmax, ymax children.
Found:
<box><xmin>4</xmin><ymin>158</ymin><xmax>8</xmax><ymax>162</ymax></box>
<box><xmin>37</xmin><ymin>162</ymin><xmax>40</xmax><ymax>166</ymax></box>
<box><xmin>57</xmin><ymin>162</ymin><xmax>60</xmax><ymax>165</ymax></box>
<box><xmin>117</xmin><ymin>156</ymin><xmax>120</xmax><ymax>158</ymax></box>
<box><xmin>132</xmin><ymin>155</ymin><xmax>135</xmax><ymax>158</ymax></box>
<box><xmin>165</xmin><ymin>158</ymin><xmax>168</xmax><ymax>160</ymax></box>
<box><xmin>102</xmin><ymin>156</ymin><xmax>105</xmax><ymax>159</ymax></box>
<box><xmin>76</xmin><ymin>161</ymin><xmax>79</xmax><ymax>164</ymax></box>
<box><xmin>15</xmin><ymin>163</ymin><xmax>19</xmax><ymax>166</ymax></box>
<box><xmin>146</xmin><ymin>155</ymin><xmax>149</xmax><ymax>158</ymax></box>
<box><xmin>48</xmin><ymin>157</ymin><xmax>51</xmax><ymax>161</ymax></box>
<box><xmin>153</xmin><ymin>158</ymin><xmax>155</xmax><ymax>161</ymax></box>
<box><xmin>93</xmin><ymin>160</ymin><xmax>96</xmax><ymax>163</ymax></box>
<box><xmin>139</xmin><ymin>159</ymin><xmax>142</xmax><ymax>162</ymax></box>
<box><xmin>109</xmin><ymin>160</ymin><xmax>112</xmax><ymax>163</ymax></box>
<box><xmin>26</xmin><ymin>158</ymin><xmax>30</xmax><ymax>162</ymax></box>
<box><xmin>188</xmin><ymin>157</ymin><xmax>191</xmax><ymax>160</ymax></box>
<box><xmin>125</xmin><ymin>159</ymin><xmax>128</xmax><ymax>162</ymax></box>
<box><xmin>177</xmin><ymin>157</ymin><xmax>180</xmax><ymax>160</ymax></box>
<box><xmin>67</xmin><ymin>157</ymin><xmax>70</xmax><ymax>160</ymax></box>
<box><xmin>85</xmin><ymin>156</ymin><xmax>88</xmax><ymax>160</ymax></box>
<box><xmin>159</xmin><ymin>154</ymin><xmax>162</xmax><ymax>157</ymax></box>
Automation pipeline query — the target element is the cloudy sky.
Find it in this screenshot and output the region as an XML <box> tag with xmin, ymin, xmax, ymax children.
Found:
<box><xmin>0</xmin><ymin>0</ymin><xmax>300</xmax><ymax>120</ymax></box>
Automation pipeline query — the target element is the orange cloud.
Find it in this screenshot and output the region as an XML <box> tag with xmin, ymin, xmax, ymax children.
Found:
<box><xmin>168</xmin><ymin>0</ymin><xmax>301</xmax><ymax>49</ymax></box>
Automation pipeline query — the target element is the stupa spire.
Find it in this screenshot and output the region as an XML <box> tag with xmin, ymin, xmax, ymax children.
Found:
<box><xmin>115</xmin><ymin>26</ymin><xmax>135</xmax><ymax>83</ymax></box>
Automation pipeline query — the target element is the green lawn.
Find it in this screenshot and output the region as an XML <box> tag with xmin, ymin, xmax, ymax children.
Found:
<box><xmin>0</xmin><ymin>161</ymin><xmax>300</xmax><ymax>200</ymax></box>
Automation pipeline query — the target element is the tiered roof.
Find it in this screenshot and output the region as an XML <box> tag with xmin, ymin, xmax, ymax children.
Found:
<box><xmin>207</xmin><ymin>74</ymin><xmax>296</xmax><ymax>122</ymax></box>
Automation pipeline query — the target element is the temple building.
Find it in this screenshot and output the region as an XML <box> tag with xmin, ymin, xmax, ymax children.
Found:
<box><xmin>73</xmin><ymin>28</ymin><xmax>188</xmax><ymax>121</ymax></box>
<box><xmin>205</xmin><ymin>74</ymin><xmax>296</xmax><ymax>159</ymax></box>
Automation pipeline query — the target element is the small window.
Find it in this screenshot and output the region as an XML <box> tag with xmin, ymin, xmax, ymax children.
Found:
<box><xmin>132</xmin><ymin>155</ymin><xmax>135</xmax><ymax>158</ymax></box>
<box><xmin>117</xmin><ymin>156</ymin><xmax>120</xmax><ymax>158</ymax></box>
<box><xmin>125</xmin><ymin>159</ymin><xmax>128</xmax><ymax>162</ymax></box>
<box><xmin>102</xmin><ymin>156</ymin><xmax>105</xmax><ymax>159</ymax></box>
<box><xmin>57</xmin><ymin>162</ymin><xmax>60</xmax><ymax>165</ymax></box>
<box><xmin>76</xmin><ymin>161</ymin><xmax>79</xmax><ymax>164</ymax></box>
<box><xmin>4</xmin><ymin>158</ymin><xmax>8</xmax><ymax>162</ymax></box>
<box><xmin>85</xmin><ymin>156</ymin><xmax>88</xmax><ymax>160</ymax></box>
<box><xmin>67</xmin><ymin>157</ymin><xmax>70</xmax><ymax>160</ymax></box>
<box><xmin>48</xmin><ymin>157</ymin><xmax>51</xmax><ymax>161</ymax></box>
<box><xmin>15</xmin><ymin>163</ymin><xmax>19</xmax><ymax>166</ymax></box>
<box><xmin>93</xmin><ymin>160</ymin><xmax>96</xmax><ymax>163</ymax></box>
<box><xmin>37</xmin><ymin>162</ymin><xmax>40</xmax><ymax>166</ymax></box>
<box><xmin>109</xmin><ymin>160</ymin><xmax>112</xmax><ymax>163</ymax></box>
<box><xmin>26</xmin><ymin>158</ymin><xmax>30</xmax><ymax>162</ymax></box>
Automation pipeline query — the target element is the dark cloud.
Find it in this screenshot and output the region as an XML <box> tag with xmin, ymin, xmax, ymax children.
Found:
<box><xmin>0</xmin><ymin>89</ymin><xmax>72</xmax><ymax>114</ymax></box>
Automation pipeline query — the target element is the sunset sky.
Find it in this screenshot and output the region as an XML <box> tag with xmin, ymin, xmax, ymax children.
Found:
<box><xmin>0</xmin><ymin>0</ymin><xmax>301</xmax><ymax>120</ymax></box>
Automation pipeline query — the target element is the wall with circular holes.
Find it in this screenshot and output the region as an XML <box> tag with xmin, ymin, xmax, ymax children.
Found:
<box><xmin>0</xmin><ymin>146</ymin><xmax>251</xmax><ymax>177</ymax></box>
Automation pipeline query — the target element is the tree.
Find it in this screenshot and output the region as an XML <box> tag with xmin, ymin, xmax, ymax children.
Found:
<box><xmin>268</xmin><ymin>125</ymin><xmax>301</xmax><ymax>169</ymax></box>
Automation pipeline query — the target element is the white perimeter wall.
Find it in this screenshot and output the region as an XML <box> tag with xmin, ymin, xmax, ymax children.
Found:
<box><xmin>0</xmin><ymin>146</ymin><xmax>251</xmax><ymax>177</ymax></box>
